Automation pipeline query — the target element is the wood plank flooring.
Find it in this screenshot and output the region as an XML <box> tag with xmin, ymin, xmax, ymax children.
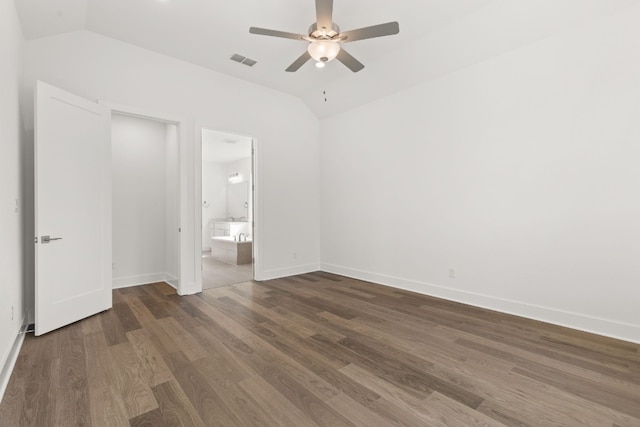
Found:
<box><xmin>1</xmin><ymin>273</ymin><xmax>639</xmax><ymax>426</ymax></box>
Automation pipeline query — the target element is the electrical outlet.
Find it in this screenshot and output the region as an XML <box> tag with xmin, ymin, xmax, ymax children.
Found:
<box><xmin>449</xmin><ymin>269</ymin><xmax>456</xmax><ymax>278</ymax></box>
<box><xmin>11</xmin><ymin>306</ymin><xmax>14</xmax><ymax>321</ymax></box>
<box><xmin>112</xmin><ymin>262</ymin><xmax>115</xmax><ymax>270</ymax></box>
<box><xmin>293</xmin><ymin>252</ymin><xmax>297</xmax><ymax>260</ymax></box>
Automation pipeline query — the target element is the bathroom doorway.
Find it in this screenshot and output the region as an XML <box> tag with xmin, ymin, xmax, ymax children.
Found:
<box><xmin>200</xmin><ymin>129</ymin><xmax>254</xmax><ymax>289</ymax></box>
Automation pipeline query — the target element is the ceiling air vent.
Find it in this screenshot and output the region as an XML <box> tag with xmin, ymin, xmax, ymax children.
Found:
<box><xmin>230</xmin><ymin>53</ymin><xmax>245</xmax><ymax>63</ymax></box>
<box><xmin>230</xmin><ymin>54</ymin><xmax>257</xmax><ymax>67</ymax></box>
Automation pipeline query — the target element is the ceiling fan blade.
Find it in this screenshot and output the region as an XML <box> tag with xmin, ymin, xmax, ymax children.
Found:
<box><xmin>336</xmin><ymin>48</ymin><xmax>364</xmax><ymax>73</ymax></box>
<box><xmin>249</xmin><ymin>27</ymin><xmax>306</xmax><ymax>41</ymax></box>
<box><xmin>315</xmin><ymin>0</ymin><xmax>334</xmax><ymax>31</ymax></box>
<box><xmin>286</xmin><ymin>51</ymin><xmax>312</xmax><ymax>72</ymax></box>
<box><xmin>341</xmin><ymin>21</ymin><xmax>399</xmax><ymax>43</ymax></box>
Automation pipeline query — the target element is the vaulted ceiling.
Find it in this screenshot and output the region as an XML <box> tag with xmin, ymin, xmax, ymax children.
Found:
<box><xmin>15</xmin><ymin>0</ymin><xmax>640</xmax><ymax>117</ymax></box>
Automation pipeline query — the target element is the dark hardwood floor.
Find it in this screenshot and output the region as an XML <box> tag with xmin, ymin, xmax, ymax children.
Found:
<box><xmin>1</xmin><ymin>273</ymin><xmax>639</xmax><ymax>426</ymax></box>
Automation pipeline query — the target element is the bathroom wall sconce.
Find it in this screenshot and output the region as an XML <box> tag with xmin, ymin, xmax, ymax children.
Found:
<box><xmin>229</xmin><ymin>172</ymin><xmax>243</xmax><ymax>184</ymax></box>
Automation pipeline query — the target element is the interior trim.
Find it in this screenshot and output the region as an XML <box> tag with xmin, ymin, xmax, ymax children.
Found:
<box><xmin>321</xmin><ymin>263</ymin><xmax>640</xmax><ymax>345</ymax></box>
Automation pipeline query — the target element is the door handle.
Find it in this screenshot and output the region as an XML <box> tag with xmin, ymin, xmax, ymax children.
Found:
<box><xmin>41</xmin><ymin>235</ymin><xmax>63</xmax><ymax>244</ymax></box>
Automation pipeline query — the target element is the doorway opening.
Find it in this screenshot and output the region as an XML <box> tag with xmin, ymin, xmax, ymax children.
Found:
<box><xmin>110</xmin><ymin>113</ymin><xmax>181</xmax><ymax>291</ymax></box>
<box><xmin>200</xmin><ymin>129</ymin><xmax>254</xmax><ymax>289</ymax></box>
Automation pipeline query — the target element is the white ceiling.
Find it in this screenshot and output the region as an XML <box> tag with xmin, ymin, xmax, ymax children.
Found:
<box><xmin>14</xmin><ymin>0</ymin><xmax>640</xmax><ymax>117</ymax></box>
<box><xmin>201</xmin><ymin>129</ymin><xmax>252</xmax><ymax>164</ymax></box>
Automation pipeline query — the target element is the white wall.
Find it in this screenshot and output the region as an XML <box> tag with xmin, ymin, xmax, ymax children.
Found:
<box><xmin>226</xmin><ymin>157</ymin><xmax>252</xmax><ymax>222</ymax></box>
<box><xmin>0</xmin><ymin>0</ymin><xmax>25</xmax><ymax>396</ymax></box>
<box><xmin>112</xmin><ymin>114</ymin><xmax>178</xmax><ymax>287</ymax></box>
<box><xmin>320</xmin><ymin>5</ymin><xmax>640</xmax><ymax>343</ymax></box>
<box><xmin>226</xmin><ymin>157</ymin><xmax>252</xmax><ymax>185</ymax></box>
<box><xmin>21</xmin><ymin>30</ymin><xmax>321</xmax><ymax>284</ymax></box>
<box><xmin>201</xmin><ymin>161</ymin><xmax>227</xmax><ymax>250</ymax></box>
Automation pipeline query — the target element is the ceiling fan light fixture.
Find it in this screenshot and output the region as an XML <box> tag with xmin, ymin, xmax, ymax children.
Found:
<box><xmin>249</xmin><ymin>0</ymin><xmax>400</xmax><ymax>73</ymax></box>
<box><xmin>307</xmin><ymin>40</ymin><xmax>340</xmax><ymax>63</ymax></box>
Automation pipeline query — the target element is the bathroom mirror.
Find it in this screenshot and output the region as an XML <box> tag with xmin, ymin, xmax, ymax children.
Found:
<box><xmin>227</xmin><ymin>181</ymin><xmax>249</xmax><ymax>220</ymax></box>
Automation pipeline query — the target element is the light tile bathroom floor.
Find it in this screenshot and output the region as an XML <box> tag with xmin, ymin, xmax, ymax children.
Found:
<box><xmin>202</xmin><ymin>253</ymin><xmax>254</xmax><ymax>289</ymax></box>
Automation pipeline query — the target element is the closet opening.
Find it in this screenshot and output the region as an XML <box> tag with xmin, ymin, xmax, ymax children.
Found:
<box><xmin>111</xmin><ymin>113</ymin><xmax>181</xmax><ymax>291</ymax></box>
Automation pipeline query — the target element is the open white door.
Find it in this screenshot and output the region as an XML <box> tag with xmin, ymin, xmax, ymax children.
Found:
<box><xmin>35</xmin><ymin>81</ymin><xmax>112</xmax><ymax>336</ymax></box>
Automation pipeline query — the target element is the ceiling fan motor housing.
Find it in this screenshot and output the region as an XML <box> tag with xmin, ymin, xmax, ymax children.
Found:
<box><xmin>308</xmin><ymin>22</ymin><xmax>341</xmax><ymax>39</ymax></box>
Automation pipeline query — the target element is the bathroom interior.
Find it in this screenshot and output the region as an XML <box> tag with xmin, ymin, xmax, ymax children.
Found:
<box><xmin>201</xmin><ymin>129</ymin><xmax>253</xmax><ymax>289</ymax></box>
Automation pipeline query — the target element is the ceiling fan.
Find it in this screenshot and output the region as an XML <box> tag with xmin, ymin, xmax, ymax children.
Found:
<box><xmin>249</xmin><ymin>0</ymin><xmax>399</xmax><ymax>72</ymax></box>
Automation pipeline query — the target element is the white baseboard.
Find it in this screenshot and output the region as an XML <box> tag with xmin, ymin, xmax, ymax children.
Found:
<box><xmin>164</xmin><ymin>273</ymin><xmax>178</xmax><ymax>289</ymax></box>
<box><xmin>113</xmin><ymin>272</ymin><xmax>173</xmax><ymax>289</ymax></box>
<box><xmin>258</xmin><ymin>263</ymin><xmax>320</xmax><ymax>281</ymax></box>
<box><xmin>0</xmin><ymin>320</ymin><xmax>28</xmax><ymax>404</ymax></box>
<box><xmin>320</xmin><ymin>263</ymin><xmax>640</xmax><ymax>345</ymax></box>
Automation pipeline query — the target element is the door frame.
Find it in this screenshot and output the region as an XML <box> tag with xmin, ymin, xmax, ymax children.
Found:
<box><xmin>195</xmin><ymin>125</ymin><xmax>261</xmax><ymax>291</ymax></box>
<box><xmin>100</xmin><ymin>101</ymin><xmax>196</xmax><ymax>295</ymax></box>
